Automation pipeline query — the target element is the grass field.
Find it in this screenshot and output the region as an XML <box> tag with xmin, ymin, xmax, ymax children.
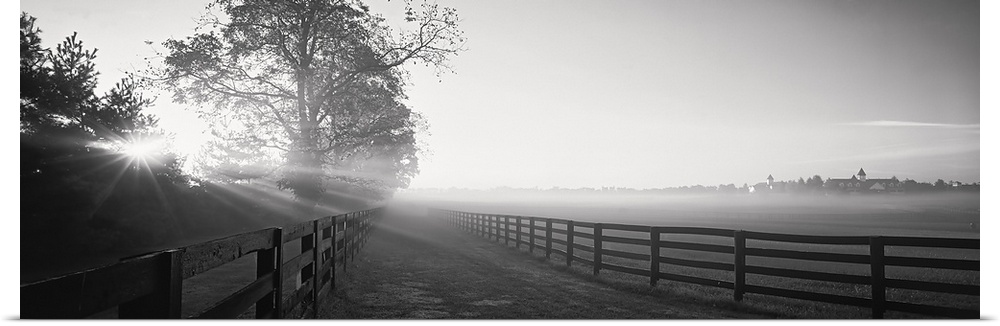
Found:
<box><xmin>408</xmin><ymin>192</ymin><xmax>979</xmax><ymax>237</ymax></box>
<box><xmin>410</xmin><ymin>192</ymin><xmax>980</xmax><ymax>318</ymax></box>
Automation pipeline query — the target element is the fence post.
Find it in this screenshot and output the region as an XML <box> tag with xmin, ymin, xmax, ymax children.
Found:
<box><xmin>515</xmin><ymin>217</ymin><xmax>522</xmax><ymax>249</ymax></box>
<box><xmin>870</xmin><ymin>236</ymin><xmax>885</xmax><ymax>319</ymax></box>
<box><xmin>346</xmin><ymin>214</ymin><xmax>353</xmax><ymax>263</ymax></box>
<box><xmin>529</xmin><ymin>217</ymin><xmax>536</xmax><ymax>254</ymax></box>
<box><xmin>331</xmin><ymin>218</ymin><xmax>338</xmax><ymax>290</ymax></box>
<box><xmin>593</xmin><ymin>223</ymin><xmax>603</xmax><ymax>275</ymax></box>
<box><xmin>545</xmin><ymin>219</ymin><xmax>553</xmax><ymax>259</ymax></box>
<box><xmin>343</xmin><ymin>217</ymin><xmax>349</xmax><ymax>273</ymax></box>
<box><xmin>567</xmin><ymin>220</ymin><xmax>575</xmax><ymax>267</ymax></box>
<box><xmin>300</xmin><ymin>227</ymin><xmax>315</xmax><ymax>290</ymax></box>
<box><xmin>362</xmin><ymin>213</ymin><xmax>368</xmax><ymax>243</ymax></box>
<box><xmin>734</xmin><ymin>230</ymin><xmax>746</xmax><ymax>302</ymax></box>
<box><xmin>505</xmin><ymin>216</ymin><xmax>511</xmax><ymax>247</ymax></box>
<box><xmin>255</xmin><ymin>228</ymin><xmax>283</xmax><ymax>319</ymax></box>
<box><xmin>479</xmin><ymin>214</ymin><xmax>484</xmax><ymax>237</ymax></box>
<box><xmin>312</xmin><ymin>220</ymin><xmax>321</xmax><ymax>318</ymax></box>
<box><xmin>498</xmin><ymin>215</ymin><xmax>503</xmax><ymax>243</ymax></box>
<box><xmin>650</xmin><ymin>227</ymin><xmax>660</xmax><ymax>286</ymax></box>
<box><xmin>119</xmin><ymin>250</ymin><xmax>183</xmax><ymax>318</ymax></box>
<box><xmin>488</xmin><ymin>215</ymin><xmax>495</xmax><ymax>241</ymax></box>
<box><xmin>351</xmin><ymin>213</ymin><xmax>358</xmax><ymax>261</ymax></box>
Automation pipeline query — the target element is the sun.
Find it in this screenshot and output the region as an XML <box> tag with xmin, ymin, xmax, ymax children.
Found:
<box><xmin>121</xmin><ymin>140</ymin><xmax>160</xmax><ymax>159</ymax></box>
<box><xmin>115</xmin><ymin>136</ymin><xmax>167</xmax><ymax>163</ymax></box>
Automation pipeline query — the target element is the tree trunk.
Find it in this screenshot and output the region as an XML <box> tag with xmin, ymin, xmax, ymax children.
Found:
<box><xmin>284</xmin><ymin>134</ymin><xmax>324</xmax><ymax>217</ymax></box>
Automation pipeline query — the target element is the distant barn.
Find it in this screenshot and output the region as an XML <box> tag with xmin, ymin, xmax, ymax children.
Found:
<box><xmin>825</xmin><ymin>168</ymin><xmax>904</xmax><ymax>194</ymax></box>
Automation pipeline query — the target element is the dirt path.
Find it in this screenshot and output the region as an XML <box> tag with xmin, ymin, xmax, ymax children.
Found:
<box><xmin>319</xmin><ymin>205</ymin><xmax>778</xmax><ymax>319</ymax></box>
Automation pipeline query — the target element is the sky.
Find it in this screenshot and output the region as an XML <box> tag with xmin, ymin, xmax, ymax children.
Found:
<box><xmin>17</xmin><ymin>0</ymin><xmax>987</xmax><ymax>190</ymax></box>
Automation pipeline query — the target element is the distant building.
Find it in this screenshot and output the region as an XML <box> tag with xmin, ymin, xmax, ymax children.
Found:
<box><xmin>749</xmin><ymin>174</ymin><xmax>787</xmax><ymax>193</ymax></box>
<box><xmin>825</xmin><ymin>168</ymin><xmax>903</xmax><ymax>194</ymax></box>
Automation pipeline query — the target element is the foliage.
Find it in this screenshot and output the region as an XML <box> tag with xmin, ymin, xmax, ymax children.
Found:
<box><xmin>158</xmin><ymin>0</ymin><xmax>463</xmax><ymax>210</ymax></box>
<box><xmin>20</xmin><ymin>12</ymin><xmax>191</xmax><ymax>256</ymax></box>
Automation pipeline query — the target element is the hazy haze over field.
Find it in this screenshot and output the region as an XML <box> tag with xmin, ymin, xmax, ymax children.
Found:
<box><xmin>398</xmin><ymin>191</ymin><xmax>980</xmax><ymax>238</ymax></box>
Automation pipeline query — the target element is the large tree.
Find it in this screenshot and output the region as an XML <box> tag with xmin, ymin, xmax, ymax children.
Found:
<box><xmin>159</xmin><ymin>0</ymin><xmax>463</xmax><ymax>210</ymax></box>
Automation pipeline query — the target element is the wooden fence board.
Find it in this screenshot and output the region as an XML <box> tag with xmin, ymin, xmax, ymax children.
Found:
<box><xmin>884</xmin><ymin>256</ymin><xmax>978</xmax><ymax>271</ymax></box>
<box><xmin>281</xmin><ymin>249</ymin><xmax>315</xmax><ymax>277</ymax></box>
<box><xmin>882</xmin><ymin>237</ymin><xmax>978</xmax><ymax>249</ymax></box>
<box><xmin>659</xmin><ymin>256</ymin><xmax>733</xmax><ymax>271</ymax></box>
<box><xmin>549</xmin><ymin>218</ymin><xmax>571</xmax><ymax>225</ymax></box>
<box><xmin>282</xmin><ymin>221</ymin><xmax>314</xmax><ymax>242</ymax></box>
<box><xmin>661</xmin><ymin>240</ymin><xmax>733</xmax><ymax>254</ymax></box>
<box><xmin>193</xmin><ymin>273</ymin><xmax>275</xmax><ymax>319</ymax></box>
<box><xmin>602</xmin><ymin>235</ymin><xmax>650</xmax><ymax>246</ymax></box>
<box><xmin>21</xmin><ymin>253</ymin><xmax>167</xmax><ymax>318</ymax></box>
<box><xmin>658</xmin><ymin>272</ymin><xmax>734</xmax><ymax>289</ymax></box>
<box><xmin>182</xmin><ymin>228</ymin><xmax>278</xmax><ymax>279</ymax></box>
<box><xmin>602</xmin><ymin>223</ymin><xmax>648</xmax><ymax>232</ymax></box>
<box><xmin>572</xmin><ymin>243</ymin><xmax>594</xmax><ymax>253</ymax></box>
<box><xmin>603</xmin><ymin>263</ymin><xmax>650</xmax><ymax>277</ymax></box>
<box><xmin>744</xmin><ymin>248</ymin><xmax>869</xmax><ymax>264</ymax></box>
<box><xmin>654</xmin><ymin>227</ymin><xmax>734</xmax><ymax>237</ymax></box>
<box><xmin>884</xmin><ymin>301</ymin><xmax>979</xmax><ymax>319</ymax></box>
<box><xmin>744</xmin><ymin>285</ymin><xmax>870</xmax><ymax>308</ymax></box>
<box><xmin>743</xmin><ymin>231</ymin><xmax>869</xmax><ymax>245</ymax></box>
<box><xmin>574</xmin><ymin>256</ymin><xmax>594</xmax><ymax>266</ymax></box>
<box><xmin>602</xmin><ymin>248</ymin><xmax>649</xmax><ymax>261</ymax></box>
<box><xmin>745</xmin><ymin>265</ymin><xmax>869</xmax><ymax>285</ymax></box>
<box><xmin>317</xmin><ymin>216</ymin><xmax>334</xmax><ymax>230</ymax></box>
<box><xmin>884</xmin><ymin>278</ymin><xmax>978</xmax><ymax>295</ymax></box>
<box><xmin>281</xmin><ymin>277</ymin><xmax>316</xmax><ymax>317</ymax></box>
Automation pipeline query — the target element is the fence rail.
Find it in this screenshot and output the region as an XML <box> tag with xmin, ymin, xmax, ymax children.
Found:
<box><xmin>21</xmin><ymin>208</ymin><xmax>383</xmax><ymax>319</ymax></box>
<box><xmin>436</xmin><ymin>208</ymin><xmax>979</xmax><ymax>319</ymax></box>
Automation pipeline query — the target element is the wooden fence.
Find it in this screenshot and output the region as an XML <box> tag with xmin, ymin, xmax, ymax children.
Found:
<box><xmin>21</xmin><ymin>207</ymin><xmax>383</xmax><ymax>319</ymax></box>
<box><xmin>435</xmin><ymin>209</ymin><xmax>979</xmax><ymax>319</ymax></box>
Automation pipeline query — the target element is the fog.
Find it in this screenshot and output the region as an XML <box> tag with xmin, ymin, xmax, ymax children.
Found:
<box><xmin>394</xmin><ymin>191</ymin><xmax>979</xmax><ymax>238</ymax></box>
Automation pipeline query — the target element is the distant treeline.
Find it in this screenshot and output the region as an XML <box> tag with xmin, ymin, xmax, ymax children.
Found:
<box><xmin>405</xmin><ymin>177</ymin><xmax>979</xmax><ymax>196</ymax></box>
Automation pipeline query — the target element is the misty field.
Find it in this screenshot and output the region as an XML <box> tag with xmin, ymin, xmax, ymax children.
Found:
<box><xmin>414</xmin><ymin>192</ymin><xmax>979</xmax><ymax>318</ymax></box>
<box><xmin>413</xmin><ymin>192</ymin><xmax>979</xmax><ymax>237</ymax></box>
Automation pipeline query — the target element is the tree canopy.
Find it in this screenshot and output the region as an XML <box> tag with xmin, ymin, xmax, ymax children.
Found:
<box><xmin>158</xmin><ymin>0</ymin><xmax>464</xmax><ymax>210</ymax></box>
<box><xmin>20</xmin><ymin>12</ymin><xmax>193</xmax><ymax>254</ymax></box>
